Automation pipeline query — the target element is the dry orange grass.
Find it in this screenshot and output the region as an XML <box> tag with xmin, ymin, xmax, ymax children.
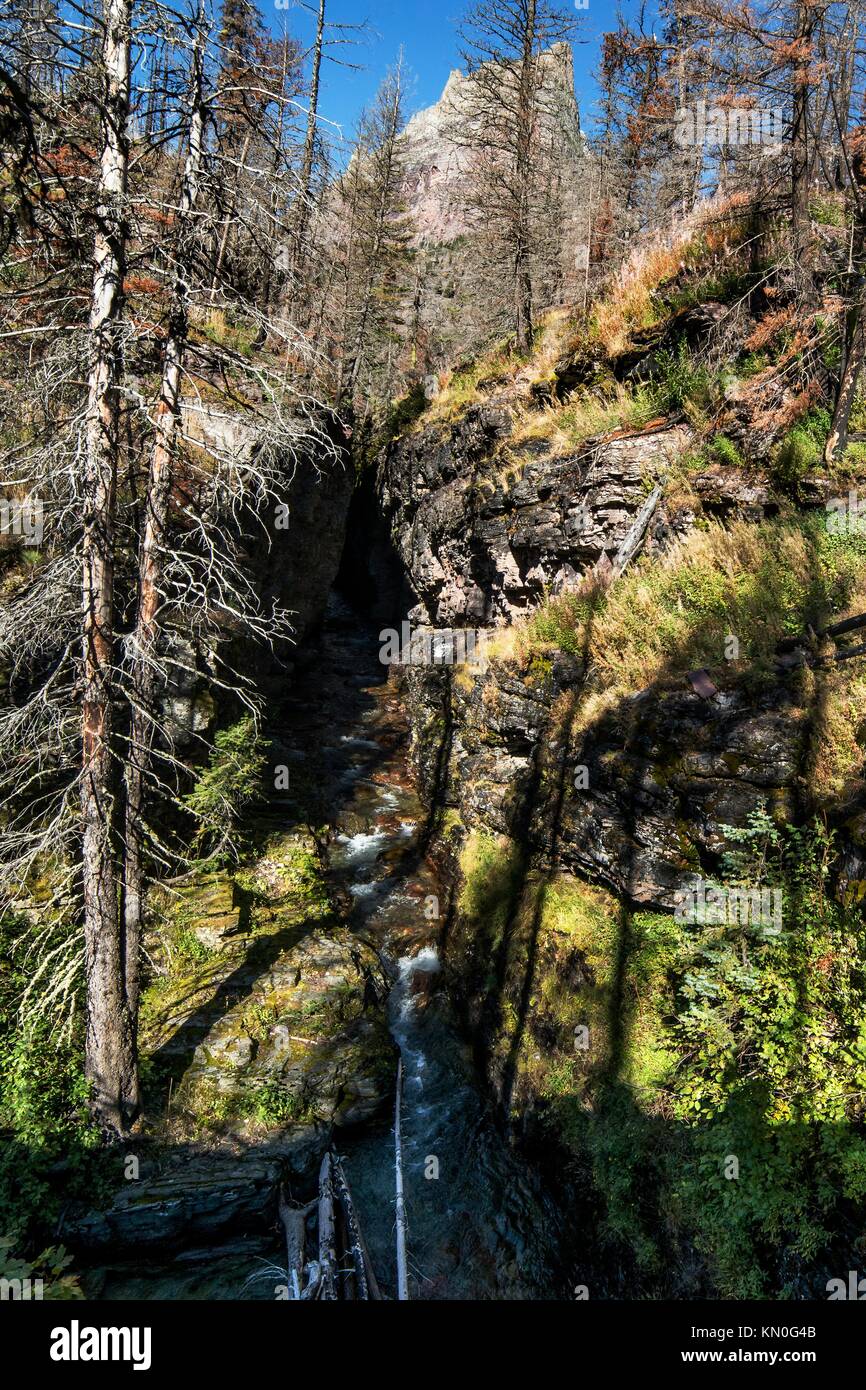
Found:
<box><xmin>590</xmin><ymin>193</ymin><xmax>753</xmax><ymax>358</ymax></box>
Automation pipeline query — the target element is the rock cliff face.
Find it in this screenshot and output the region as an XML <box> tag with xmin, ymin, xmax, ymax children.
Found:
<box><xmin>184</xmin><ymin>403</ymin><xmax>353</xmax><ymax>650</ymax></box>
<box><xmin>400</xmin><ymin>70</ymin><xmax>474</xmax><ymax>247</ymax></box>
<box><xmin>371</xmin><ymin>369</ymin><xmax>866</xmax><ymax>1297</ymax></box>
<box><xmin>400</xmin><ymin>656</ymin><xmax>823</xmax><ymax>909</ymax></box>
<box><xmin>374</xmin><ymin>387</ymin><xmax>865</xmax><ymax>913</ymax></box>
<box><xmin>393</xmin><ymin>45</ymin><xmax>588</xmax><ymax>369</ymax></box>
<box><xmin>378</xmin><ymin>411</ymin><xmax>695</xmax><ymax>624</ymax></box>
<box><xmin>165</xmin><ymin>409</ymin><xmax>353</xmax><ymax>742</ymax></box>
<box><xmin>401</xmin><ymin>44</ymin><xmax>581</xmax><ymax>249</ymax></box>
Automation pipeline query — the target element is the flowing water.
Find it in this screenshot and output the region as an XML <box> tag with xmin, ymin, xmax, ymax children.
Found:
<box><xmin>288</xmin><ymin>595</ymin><xmax>567</xmax><ymax>1299</ymax></box>
<box><xmin>84</xmin><ymin>595</ymin><xmax>568</xmax><ymax>1300</ymax></box>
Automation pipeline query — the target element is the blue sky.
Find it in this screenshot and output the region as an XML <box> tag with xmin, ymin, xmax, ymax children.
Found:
<box><xmin>272</xmin><ymin>0</ymin><xmax>653</xmax><ymax>146</ymax></box>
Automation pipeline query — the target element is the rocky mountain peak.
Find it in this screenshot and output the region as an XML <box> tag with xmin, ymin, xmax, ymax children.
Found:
<box><xmin>401</xmin><ymin>45</ymin><xmax>581</xmax><ymax>248</ymax></box>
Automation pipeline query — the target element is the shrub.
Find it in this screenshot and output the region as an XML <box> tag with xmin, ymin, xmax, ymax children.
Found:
<box><xmin>843</xmin><ymin>441</ymin><xmax>866</xmax><ymax>473</ymax></box>
<box><xmin>0</xmin><ymin>1018</ymin><xmax>104</xmax><ymax>1245</ymax></box>
<box><xmin>810</xmin><ymin>196</ymin><xmax>847</xmax><ymax>227</ymax></box>
<box><xmin>495</xmin><ymin>817</ymin><xmax>866</xmax><ymax>1296</ymax></box>
<box><xmin>738</xmin><ymin>350</ymin><xmax>769</xmax><ymax>379</ymax></box>
<box><xmin>710</xmin><ymin>434</ymin><xmax>743</xmax><ymax>468</ymax></box>
<box><xmin>377</xmin><ymin>380</ymin><xmax>428</xmax><ymax>446</ymax></box>
<box><xmin>526</xmin><ymin>588</ymin><xmax>605</xmax><ymax>657</ymax></box>
<box><xmin>184</xmin><ymin>715</ymin><xmax>268</xmax><ymax>863</ymax></box>
<box><xmin>0</xmin><ymin>1237</ymin><xmax>83</xmax><ymax>1300</ymax></box>
<box><xmin>772</xmin><ymin>407</ymin><xmax>831</xmax><ymax>488</ymax></box>
<box><xmin>652</xmin><ymin>341</ymin><xmax>712</xmax><ymax>415</ymax></box>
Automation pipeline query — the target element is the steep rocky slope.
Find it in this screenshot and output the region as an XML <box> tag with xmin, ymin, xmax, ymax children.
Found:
<box><xmin>367</xmin><ymin>220</ymin><xmax>866</xmax><ymax>1296</ymax></box>
<box><xmin>378</xmin><ymin>410</ymin><xmax>694</xmax><ymax>624</ymax></box>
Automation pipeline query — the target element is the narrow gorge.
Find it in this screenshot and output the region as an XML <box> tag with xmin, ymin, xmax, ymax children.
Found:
<box><xmin>6</xmin><ymin>0</ymin><xmax>866</xmax><ymax>1323</ymax></box>
<box><xmin>58</xmin><ymin>222</ymin><xmax>866</xmax><ymax>1298</ymax></box>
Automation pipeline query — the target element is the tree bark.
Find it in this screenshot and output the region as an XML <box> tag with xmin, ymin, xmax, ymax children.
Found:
<box><xmin>317</xmin><ymin>1150</ymin><xmax>339</xmax><ymax>1299</ymax></box>
<box><xmin>290</xmin><ymin>0</ymin><xmax>325</xmax><ymax>290</ymax></box>
<box><xmin>82</xmin><ymin>0</ymin><xmax>136</xmax><ymax>1135</ymax></box>
<box><xmin>825</xmin><ymin>134</ymin><xmax>866</xmax><ymax>463</ymax></box>
<box><xmin>332</xmin><ymin>1154</ymin><xmax>380</xmax><ymax>1299</ymax></box>
<box><xmin>513</xmin><ymin>0</ymin><xmax>537</xmax><ymax>353</ymax></box>
<box><xmin>394</xmin><ymin>1057</ymin><xmax>409</xmax><ymax>1300</ymax></box>
<box><xmin>825</xmin><ymin>278</ymin><xmax>866</xmax><ymax>461</ymax></box>
<box><xmin>791</xmin><ymin>1</ymin><xmax>814</xmax><ymax>282</ymax></box>
<box><xmin>210</xmin><ymin>126</ymin><xmax>251</xmax><ymax>300</ymax></box>
<box><xmin>278</xmin><ymin>1186</ymin><xmax>308</xmax><ymax>1299</ymax></box>
<box><xmin>341</xmin><ymin>62</ymin><xmax>404</xmax><ymax>406</ymax></box>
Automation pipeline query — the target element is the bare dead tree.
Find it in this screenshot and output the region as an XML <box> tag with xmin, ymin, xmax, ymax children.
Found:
<box><xmin>79</xmin><ymin>0</ymin><xmax>140</xmax><ymax>1135</ymax></box>
<box><xmin>456</xmin><ymin>0</ymin><xmax>577</xmax><ymax>351</ymax></box>
<box><xmin>0</xmin><ymin>0</ymin><xmax>345</xmax><ymax>1136</ymax></box>
<box><xmin>825</xmin><ymin>125</ymin><xmax>866</xmax><ymax>460</ymax></box>
<box><xmin>332</xmin><ymin>57</ymin><xmax>412</xmax><ymax>411</ymax></box>
<box><xmin>122</xmin><ymin>0</ymin><xmax>209</xmax><ymax>1028</ymax></box>
<box><xmin>289</xmin><ymin>0</ymin><xmax>326</xmax><ymax>289</ymax></box>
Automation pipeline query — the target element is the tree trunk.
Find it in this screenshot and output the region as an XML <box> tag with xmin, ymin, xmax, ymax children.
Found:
<box><xmin>278</xmin><ymin>1186</ymin><xmax>309</xmax><ymax>1300</ymax></box>
<box><xmin>513</xmin><ymin>0</ymin><xmax>537</xmax><ymax>352</ymax></box>
<box><xmin>123</xmin><ymin>16</ymin><xmax>207</xmax><ymax>1020</ymax></box>
<box><xmin>332</xmin><ymin>1155</ymin><xmax>380</xmax><ymax>1299</ymax></box>
<box><xmin>514</xmin><ymin>239</ymin><xmax>533</xmax><ymax>354</ymax></box>
<box><xmin>825</xmin><ymin>279</ymin><xmax>866</xmax><ymax>461</ymax></box>
<box><xmin>825</xmin><ymin>134</ymin><xmax>866</xmax><ymax>463</ymax></box>
<box><xmin>333</xmin><ymin>149</ymin><xmax>363</xmax><ymax>405</ymax></box>
<box><xmin>317</xmin><ymin>1150</ymin><xmax>339</xmax><ymax>1299</ymax></box>
<box><xmin>341</xmin><ymin>63</ymin><xmax>404</xmax><ymax>406</ymax></box>
<box><xmin>82</xmin><ymin>0</ymin><xmax>136</xmax><ymax>1135</ymax></box>
<box><xmin>394</xmin><ymin>1058</ymin><xmax>409</xmax><ymax>1300</ymax></box>
<box><xmin>290</xmin><ymin>0</ymin><xmax>325</xmax><ymax>290</ymax></box>
<box><xmin>210</xmin><ymin>127</ymin><xmax>251</xmax><ymax>301</ymax></box>
<box><xmin>791</xmin><ymin>2</ymin><xmax>814</xmax><ymax>281</ymax></box>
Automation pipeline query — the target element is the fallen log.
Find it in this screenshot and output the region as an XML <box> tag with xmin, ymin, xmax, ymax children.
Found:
<box><xmin>777</xmin><ymin>612</ymin><xmax>866</xmax><ymax>656</ymax></box>
<box><xmin>278</xmin><ymin>1187</ymin><xmax>312</xmax><ymax>1301</ymax></box>
<box><xmin>611</xmin><ymin>482</ymin><xmax>663</xmax><ymax>579</ymax></box>
<box><xmin>317</xmin><ymin>1151</ymin><xmax>339</xmax><ymax>1300</ymax></box>
<box><xmin>395</xmin><ymin>1058</ymin><xmax>409</xmax><ymax>1301</ymax></box>
<box><xmin>824</xmin><ymin>612</ymin><xmax>866</xmax><ymax>640</ymax></box>
<box><xmin>332</xmin><ymin>1152</ymin><xmax>380</xmax><ymax>1300</ymax></box>
<box><xmin>590</xmin><ymin>482</ymin><xmax>664</xmax><ymax>593</ymax></box>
